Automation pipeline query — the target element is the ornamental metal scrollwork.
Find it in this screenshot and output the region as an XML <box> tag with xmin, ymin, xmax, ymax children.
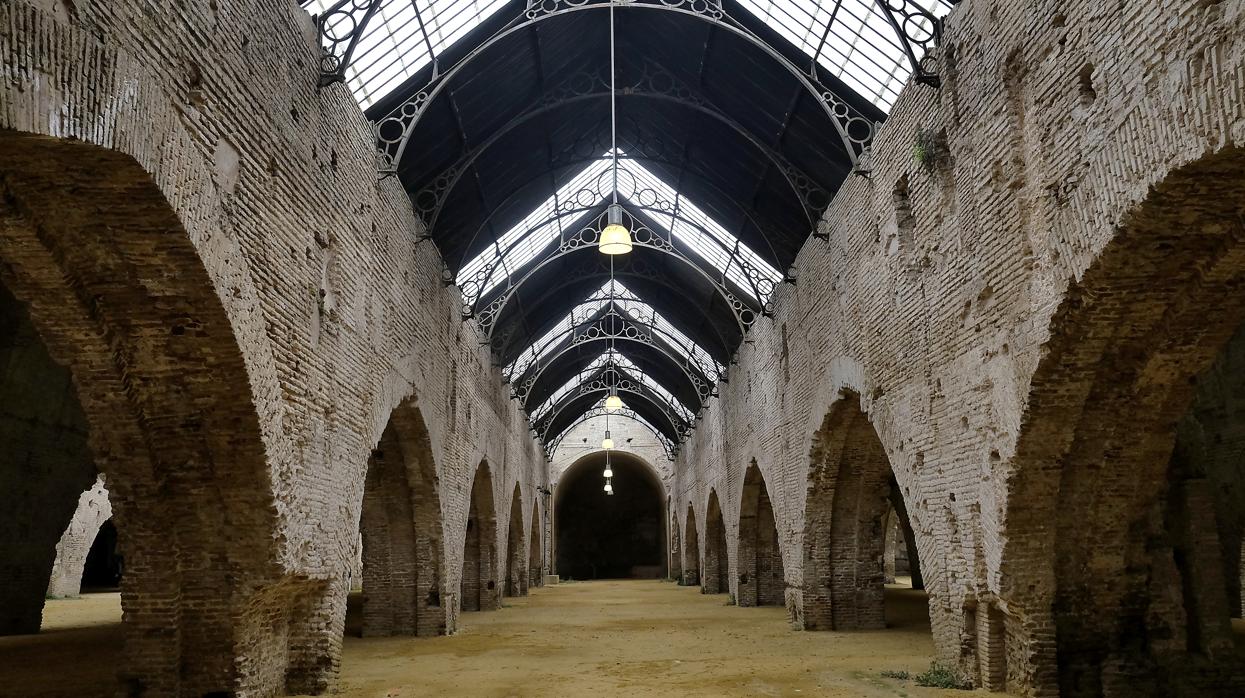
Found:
<box><xmin>464</xmin><ymin>204</ymin><xmax>772</xmax><ymax>338</ymax></box>
<box><xmin>411</xmin><ymin>61</ymin><xmax>828</xmax><ymax>231</ymax></box>
<box><xmin>312</xmin><ymin>0</ymin><xmax>385</xmax><ymax>87</ymax></box>
<box><xmin>534</xmin><ymin>371</ymin><xmax>691</xmax><ymax>442</ymax></box>
<box><xmin>371</xmin><ymin>0</ymin><xmax>943</xmax><ymax>177</ymax></box>
<box><xmin>544</xmin><ymin>406</ymin><xmax>678</xmax><ymax>461</ymax></box>
<box><xmin>510</xmin><ymin>306</ymin><xmax>720</xmax><ymax>408</ymax></box>
<box><xmin>875</xmin><ymin>0</ymin><xmax>953</xmax><ymax>88</ymax></box>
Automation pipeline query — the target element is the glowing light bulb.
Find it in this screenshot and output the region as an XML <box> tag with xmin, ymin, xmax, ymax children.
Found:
<box><xmin>603</xmin><ymin>467</ymin><xmax>613</xmax><ymax>478</ymax></box>
<box><xmin>604</xmin><ymin>393</ymin><xmax>624</xmax><ymax>411</ymax></box>
<box><xmin>604</xmin><ymin>481</ymin><xmax>613</xmax><ymax>493</ymax></box>
<box><xmin>598</xmin><ymin>204</ymin><xmax>633</xmax><ymax>255</ymax></box>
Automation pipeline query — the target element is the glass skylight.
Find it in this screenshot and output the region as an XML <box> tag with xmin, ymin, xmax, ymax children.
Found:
<box><xmin>530</xmin><ymin>350</ymin><xmax>695</xmax><ymax>426</ymax></box>
<box><xmin>735</xmin><ymin>0</ymin><xmax>955</xmax><ymax>110</ymax></box>
<box><xmin>304</xmin><ymin>0</ymin><xmax>510</xmax><ymax>108</ymax></box>
<box><xmin>457</xmin><ymin>151</ymin><xmax>782</xmax><ymax>304</ymax></box>
<box><xmin>505</xmin><ymin>280</ymin><xmax>724</xmax><ymax>385</ymax></box>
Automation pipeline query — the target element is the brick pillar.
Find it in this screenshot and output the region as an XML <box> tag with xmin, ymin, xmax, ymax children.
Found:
<box><xmin>46</xmin><ymin>476</ymin><xmax>112</xmax><ymax>598</ymax></box>
<box><xmin>683</xmin><ymin>508</ymin><xmax>700</xmax><ymax>586</ymax></box>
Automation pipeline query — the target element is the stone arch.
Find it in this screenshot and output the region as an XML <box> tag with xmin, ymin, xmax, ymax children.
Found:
<box><xmin>737</xmin><ymin>462</ymin><xmax>786</xmax><ymax>608</ymax></box>
<box><xmin>683</xmin><ymin>504</ymin><xmax>700</xmax><ymax>586</ymax></box>
<box><xmin>669</xmin><ymin>497</ymin><xmax>682</xmax><ymax>583</ymax></box>
<box><xmin>703</xmin><ymin>489</ymin><xmax>729</xmax><ymax>595</ymax></box>
<box><xmin>359</xmin><ymin>403</ymin><xmax>446</xmax><ymax>637</ymax></box>
<box><xmin>999</xmin><ymin>147</ymin><xmax>1245</xmax><ymax>696</ymax></box>
<box><xmin>0</xmin><ymin>131</ymin><xmax>301</xmax><ymax>694</ymax></box>
<box><xmin>461</xmin><ymin>461</ymin><xmax>499</xmax><ymax>612</ymax></box>
<box><xmin>504</xmin><ymin>483</ymin><xmax>528</xmax><ymax>597</ymax></box>
<box><xmin>802</xmin><ymin>392</ymin><xmax>914</xmax><ymax>631</ymax></box>
<box><xmin>46</xmin><ymin>476</ymin><xmax>114</xmax><ymax>599</ymax></box>
<box><xmin>528</xmin><ymin>498</ymin><xmax>543</xmax><ymax>589</ymax></box>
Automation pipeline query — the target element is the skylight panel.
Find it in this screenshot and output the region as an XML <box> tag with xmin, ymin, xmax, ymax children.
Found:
<box><xmin>530</xmin><ymin>350</ymin><xmax>694</xmax><ymax>427</ymax></box>
<box><xmin>304</xmin><ymin>0</ymin><xmax>510</xmax><ymax>108</ymax></box>
<box><xmin>505</xmin><ymin>281</ymin><xmax>724</xmax><ymax>383</ymax></box>
<box><xmin>457</xmin><ymin>151</ymin><xmax>781</xmax><ymax>305</ymax></box>
<box><xmin>734</xmin><ymin>0</ymin><xmax>955</xmax><ymax>110</ymax></box>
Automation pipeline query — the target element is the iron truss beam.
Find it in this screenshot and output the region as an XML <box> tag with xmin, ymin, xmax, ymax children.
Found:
<box><xmin>511</xmin><ymin>304</ymin><xmax>721</xmax><ymax>410</ymax></box>
<box><xmin>544</xmin><ymin>406</ymin><xmax>678</xmax><ymax>461</ymax></box>
<box><xmin>533</xmin><ymin>366</ymin><xmax>692</xmax><ymax>442</ymax></box>
<box><xmin>351</xmin><ymin>0</ymin><xmax>950</xmax><ymax>175</ymax></box>
<box><xmin>465</xmin><ymin>205</ymin><xmax>775</xmax><ymax>340</ymax></box>
<box><xmin>487</xmin><ymin>254</ymin><xmax>737</xmax><ymax>365</ymax></box>
<box><xmin>411</xmin><ymin>60</ymin><xmax>830</xmax><ymax>232</ymax></box>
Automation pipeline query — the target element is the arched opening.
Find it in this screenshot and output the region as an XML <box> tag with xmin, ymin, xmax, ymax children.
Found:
<box><xmin>881</xmin><ymin>497</ymin><xmax>923</xmax><ymax>591</ymax></box>
<box><xmin>461</xmin><ymin>462</ymin><xmax>499</xmax><ymax>612</ymax></box>
<box><xmin>802</xmin><ymin>395</ymin><xmax>925</xmax><ymax>631</ymax></box>
<box><xmin>0</xmin><ymin>280</ymin><xmax>97</xmax><ymax>631</ymax></box>
<box><xmin>1002</xmin><ymin>148</ymin><xmax>1245</xmax><ymax>696</ymax></box>
<box><xmin>357</xmin><ymin>404</ymin><xmax>445</xmax><ymax>637</ymax></box>
<box><xmin>0</xmin><ymin>131</ymin><xmax>290</xmax><ymax>694</ymax></box>
<box><xmin>703</xmin><ymin>490</ymin><xmax>729</xmax><ymax>595</ymax></box>
<box><xmin>80</xmin><ymin>520</ymin><xmax>122</xmax><ymax>592</ymax></box>
<box><xmin>46</xmin><ymin>477</ymin><xmax>114</xmax><ymax>599</ymax></box>
<box><xmin>669</xmin><ymin>498</ymin><xmax>683</xmax><ymax>583</ymax></box>
<box><xmin>555</xmin><ymin>450</ymin><xmax>664</xmax><ymax>580</ymax></box>
<box><xmin>737</xmin><ymin>463</ymin><xmax>786</xmax><ymax>608</ymax></box>
<box><xmin>683</xmin><ymin>505</ymin><xmax>701</xmax><ymax>587</ymax></box>
<box><xmin>504</xmin><ymin>484</ymin><xmax>527</xmax><ymax>597</ymax></box>
<box><xmin>528</xmin><ymin>500</ymin><xmax>543</xmax><ymax>589</ymax></box>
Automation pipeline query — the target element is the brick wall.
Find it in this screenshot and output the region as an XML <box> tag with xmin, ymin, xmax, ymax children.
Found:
<box><xmin>1</xmin><ymin>0</ymin><xmax>546</xmax><ymax>694</ymax></box>
<box><xmin>46</xmin><ymin>476</ymin><xmax>112</xmax><ymax>599</ymax></box>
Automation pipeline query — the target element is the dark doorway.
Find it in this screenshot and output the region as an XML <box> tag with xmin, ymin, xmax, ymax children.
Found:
<box><xmin>81</xmin><ymin>519</ymin><xmax>122</xmax><ymax>591</ymax></box>
<box><xmin>556</xmin><ymin>452</ymin><xmax>664</xmax><ymax>580</ymax></box>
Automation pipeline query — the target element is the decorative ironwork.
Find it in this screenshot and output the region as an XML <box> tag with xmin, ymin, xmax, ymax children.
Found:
<box><xmin>533</xmin><ymin>367</ymin><xmax>692</xmax><ymax>442</ymax></box>
<box><xmin>411</xmin><ymin>60</ymin><xmax>830</xmax><ymax>232</ymax></box>
<box><xmin>510</xmin><ymin>305</ymin><xmax>720</xmax><ymax>408</ymax></box>
<box><xmin>544</xmin><ymin>406</ymin><xmax>678</xmax><ymax>461</ymax></box>
<box><xmin>874</xmin><ymin>0</ymin><xmax>953</xmax><ymax>88</ymax></box>
<box><xmin>486</xmin><ymin>256</ymin><xmax>737</xmax><ymax>364</ymax></box>
<box><xmin>464</xmin><ymin>205</ymin><xmax>772</xmax><ymax>339</ymax></box>
<box><xmin>310</xmin><ymin>0</ymin><xmax>386</xmax><ymax>87</ymax></box>
<box><xmin>372</xmin><ymin>0</ymin><xmax>907</xmax><ymax>175</ymax></box>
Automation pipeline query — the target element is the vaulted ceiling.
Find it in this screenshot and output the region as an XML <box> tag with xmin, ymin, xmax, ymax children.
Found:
<box><xmin>303</xmin><ymin>0</ymin><xmax>956</xmax><ymax>456</ymax></box>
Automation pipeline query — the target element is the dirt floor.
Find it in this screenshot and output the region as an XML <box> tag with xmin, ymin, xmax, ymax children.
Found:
<box><xmin>9</xmin><ymin>580</ymin><xmax>1245</xmax><ymax>697</ymax></box>
<box><xmin>0</xmin><ymin>581</ymin><xmax>979</xmax><ymax>697</ymax></box>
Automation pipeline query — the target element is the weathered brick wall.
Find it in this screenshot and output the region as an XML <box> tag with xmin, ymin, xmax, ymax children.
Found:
<box><xmin>1</xmin><ymin>0</ymin><xmax>547</xmax><ymax>694</ymax></box>
<box><xmin>672</xmin><ymin>0</ymin><xmax>1245</xmax><ymax>694</ymax></box>
<box><xmin>550</xmin><ymin>415</ymin><xmax>672</xmax><ymax>486</ymax></box>
<box><xmin>46</xmin><ymin>476</ymin><xmax>112</xmax><ymax>599</ymax></box>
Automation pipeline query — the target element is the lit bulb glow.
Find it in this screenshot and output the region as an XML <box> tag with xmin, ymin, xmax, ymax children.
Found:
<box><xmin>604</xmin><ymin>394</ymin><xmax>624</xmax><ymax>411</ymax></box>
<box><xmin>604</xmin><ymin>482</ymin><xmax>613</xmax><ymax>493</ymax></box>
<box><xmin>599</xmin><ymin>223</ymin><xmax>633</xmax><ymax>255</ymax></box>
<box><xmin>601</xmin><ymin>437</ymin><xmax>615</xmax><ymax>449</ymax></box>
<box><xmin>603</xmin><ymin>468</ymin><xmax>613</xmax><ymax>478</ymax></box>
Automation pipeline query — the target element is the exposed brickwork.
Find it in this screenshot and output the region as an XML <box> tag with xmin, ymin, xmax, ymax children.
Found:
<box><xmin>504</xmin><ymin>484</ymin><xmax>528</xmax><ymax>597</ymax></box>
<box><xmin>1</xmin><ymin>1</ymin><xmax>546</xmax><ymax>694</ymax></box>
<box><xmin>462</xmin><ymin>462</ymin><xmax>501</xmax><ymax>613</ymax></box>
<box><xmin>736</xmin><ymin>463</ymin><xmax>785</xmax><ymax>608</ymax></box>
<box><xmin>46</xmin><ymin>476</ymin><xmax>112</xmax><ymax>599</ymax></box>
<box><xmin>668</xmin><ymin>2</ymin><xmax>1245</xmax><ymax>695</ymax></box>
<box><xmin>3</xmin><ymin>0</ymin><xmax>1245</xmax><ymax>695</ymax></box>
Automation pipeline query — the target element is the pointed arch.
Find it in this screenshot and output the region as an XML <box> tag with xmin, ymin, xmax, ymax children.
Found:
<box><xmin>359</xmin><ymin>403</ymin><xmax>446</xmax><ymax>637</ymax></box>
<box><xmin>668</xmin><ymin>497</ymin><xmax>682</xmax><ymax>583</ymax></box>
<box><xmin>802</xmin><ymin>392</ymin><xmax>911</xmax><ymax>630</ymax></box>
<box><xmin>738</xmin><ymin>462</ymin><xmax>786</xmax><ymax>608</ymax></box>
<box><xmin>461</xmin><ymin>461</ymin><xmax>499</xmax><ymax>612</ymax></box>
<box><xmin>528</xmin><ymin>498</ymin><xmax>544</xmax><ymax>589</ymax></box>
<box><xmin>682</xmin><ymin>504</ymin><xmax>700</xmax><ymax>587</ymax></box>
<box><xmin>703</xmin><ymin>489</ymin><xmax>729</xmax><ymax>595</ymax></box>
<box><xmin>504</xmin><ymin>483</ymin><xmax>528</xmax><ymax>597</ymax></box>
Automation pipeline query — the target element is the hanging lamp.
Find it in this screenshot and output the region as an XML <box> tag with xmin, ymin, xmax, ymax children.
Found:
<box><xmin>598</xmin><ymin>1</ymin><xmax>632</xmax><ymax>255</ymax></box>
<box><xmin>601</xmin><ymin>428</ymin><xmax>614</xmax><ymax>450</ymax></box>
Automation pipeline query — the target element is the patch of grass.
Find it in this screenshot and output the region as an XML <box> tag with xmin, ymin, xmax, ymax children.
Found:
<box><xmin>880</xmin><ymin>669</ymin><xmax>910</xmax><ymax>681</ymax></box>
<box><xmin>914</xmin><ymin>662</ymin><xmax>974</xmax><ymax>690</ymax></box>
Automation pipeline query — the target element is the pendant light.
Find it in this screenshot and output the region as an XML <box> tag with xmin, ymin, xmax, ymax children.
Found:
<box><xmin>603</xmin><ymin>448</ymin><xmax>614</xmax><ymax>479</ymax></box>
<box><xmin>604</xmin><ymin>264</ymin><xmax>625</xmax><ymax>412</ymax></box>
<box><xmin>598</xmin><ymin>1</ymin><xmax>632</xmax><ymax>255</ymax></box>
<box><xmin>601</xmin><ymin>429</ymin><xmax>614</xmax><ymax>451</ymax></box>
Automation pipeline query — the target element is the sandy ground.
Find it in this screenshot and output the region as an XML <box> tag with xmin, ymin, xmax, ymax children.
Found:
<box><xmin>8</xmin><ymin>581</ymin><xmax>1244</xmax><ymax>697</ymax></box>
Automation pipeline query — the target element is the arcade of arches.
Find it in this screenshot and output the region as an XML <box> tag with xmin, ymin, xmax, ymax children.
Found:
<box><xmin>2</xmin><ymin>0</ymin><xmax>1245</xmax><ymax>696</ymax></box>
